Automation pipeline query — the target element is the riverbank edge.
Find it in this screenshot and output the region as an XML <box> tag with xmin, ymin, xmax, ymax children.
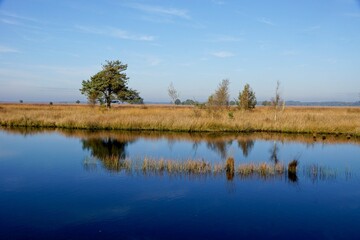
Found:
<box><xmin>1</xmin><ymin>123</ymin><xmax>358</xmax><ymax>139</ymax></box>
<box><xmin>1</xmin><ymin>104</ymin><xmax>359</xmax><ymax>138</ymax></box>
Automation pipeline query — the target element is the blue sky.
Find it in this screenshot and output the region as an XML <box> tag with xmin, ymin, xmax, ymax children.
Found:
<box><xmin>0</xmin><ymin>0</ymin><xmax>359</xmax><ymax>103</ymax></box>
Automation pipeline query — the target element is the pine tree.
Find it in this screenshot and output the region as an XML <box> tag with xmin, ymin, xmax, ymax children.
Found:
<box><xmin>238</xmin><ymin>84</ymin><xmax>257</xmax><ymax>110</ymax></box>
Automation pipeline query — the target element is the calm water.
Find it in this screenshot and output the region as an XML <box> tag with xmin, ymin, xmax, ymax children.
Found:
<box><xmin>1</xmin><ymin>128</ymin><xmax>360</xmax><ymax>239</ymax></box>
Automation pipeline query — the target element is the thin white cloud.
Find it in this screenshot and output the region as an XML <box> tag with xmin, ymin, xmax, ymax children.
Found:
<box><xmin>1</xmin><ymin>18</ymin><xmax>43</xmax><ymax>30</ymax></box>
<box><xmin>0</xmin><ymin>10</ymin><xmax>40</xmax><ymax>23</ymax></box>
<box><xmin>132</xmin><ymin>54</ymin><xmax>162</xmax><ymax>67</ymax></box>
<box><xmin>211</xmin><ymin>51</ymin><xmax>235</xmax><ymax>58</ymax></box>
<box><xmin>302</xmin><ymin>25</ymin><xmax>321</xmax><ymax>32</ymax></box>
<box><xmin>75</xmin><ymin>25</ymin><xmax>155</xmax><ymax>41</ymax></box>
<box><xmin>0</xmin><ymin>11</ymin><xmax>44</xmax><ymax>30</ymax></box>
<box><xmin>0</xmin><ymin>68</ymin><xmax>40</xmax><ymax>81</ymax></box>
<box><xmin>145</xmin><ymin>56</ymin><xmax>162</xmax><ymax>66</ymax></box>
<box><xmin>212</xmin><ymin>0</ymin><xmax>225</xmax><ymax>5</ymax></box>
<box><xmin>343</xmin><ymin>12</ymin><xmax>360</xmax><ymax>18</ymax></box>
<box><xmin>0</xmin><ymin>64</ymin><xmax>94</xmax><ymax>80</ymax></box>
<box><xmin>75</xmin><ymin>25</ymin><xmax>103</xmax><ymax>34</ymax></box>
<box><xmin>1</xmin><ymin>18</ymin><xmax>20</xmax><ymax>25</ymax></box>
<box><xmin>209</xmin><ymin>35</ymin><xmax>242</xmax><ymax>42</ymax></box>
<box><xmin>257</xmin><ymin>17</ymin><xmax>275</xmax><ymax>26</ymax></box>
<box><xmin>325</xmin><ymin>58</ymin><xmax>337</xmax><ymax>64</ymax></box>
<box><xmin>111</xmin><ymin>28</ymin><xmax>154</xmax><ymax>41</ymax></box>
<box><xmin>35</xmin><ymin>65</ymin><xmax>96</xmax><ymax>77</ymax></box>
<box><xmin>0</xmin><ymin>46</ymin><xmax>19</xmax><ymax>53</ymax></box>
<box><xmin>257</xmin><ymin>40</ymin><xmax>270</xmax><ymax>49</ymax></box>
<box><xmin>282</xmin><ymin>50</ymin><xmax>299</xmax><ymax>56</ymax></box>
<box><xmin>129</xmin><ymin>3</ymin><xmax>190</xmax><ymax>19</ymax></box>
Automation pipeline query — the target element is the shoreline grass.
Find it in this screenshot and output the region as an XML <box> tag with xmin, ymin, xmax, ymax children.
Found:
<box><xmin>0</xmin><ymin>104</ymin><xmax>359</xmax><ymax>137</ymax></box>
<box><xmin>2</xmin><ymin>126</ymin><xmax>359</xmax><ymax>145</ymax></box>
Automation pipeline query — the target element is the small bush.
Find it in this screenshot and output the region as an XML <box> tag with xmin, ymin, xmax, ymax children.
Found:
<box><xmin>175</xmin><ymin>99</ymin><xmax>181</xmax><ymax>105</ymax></box>
<box><xmin>238</xmin><ymin>83</ymin><xmax>257</xmax><ymax>110</ymax></box>
<box><xmin>288</xmin><ymin>160</ymin><xmax>298</xmax><ymax>173</ymax></box>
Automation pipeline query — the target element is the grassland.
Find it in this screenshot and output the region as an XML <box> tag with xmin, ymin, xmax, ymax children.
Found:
<box><xmin>0</xmin><ymin>103</ymin><xmax>359</xmax><ymax>137</ymax></box>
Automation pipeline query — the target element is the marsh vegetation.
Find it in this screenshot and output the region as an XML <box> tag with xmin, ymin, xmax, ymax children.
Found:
<box><xmin>0</xmin><ymin>104</ymin><xmax>359</xmax><ymax>137</ymax></box>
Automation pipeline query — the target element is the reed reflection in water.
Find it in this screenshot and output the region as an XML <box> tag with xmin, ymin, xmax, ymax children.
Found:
<box><xmin>81</xmin><ymin>136</ymin><xmax>346</xmax><ymax>184</ymax></box>
<box><xmin>1</xmin><ymin>128</ymin><xmax>360</xmax><ymax>240</ymax></box>
<box><xmin>1</xmin><ymin>127</ymin><xmax>356</xmax><ymax>183</ymax></box>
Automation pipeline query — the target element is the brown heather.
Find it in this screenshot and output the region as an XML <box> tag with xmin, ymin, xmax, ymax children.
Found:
<box><xmin>0</xmin><ymin>104</ymin><xmax>359</xmax><ymax>137</ymax></box>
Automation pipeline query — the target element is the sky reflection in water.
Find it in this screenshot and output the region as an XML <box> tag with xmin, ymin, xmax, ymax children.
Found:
<box><xmin>0</xmin><ymin>128</ymin><xmax>360</xmax><ymax>239</ymax></box>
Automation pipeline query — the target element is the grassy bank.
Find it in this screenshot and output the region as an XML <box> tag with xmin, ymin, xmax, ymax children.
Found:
<box><xmin>0</xmin><ymin>104</ymin><xmax>359</xmax><ymax>136</ymax></box>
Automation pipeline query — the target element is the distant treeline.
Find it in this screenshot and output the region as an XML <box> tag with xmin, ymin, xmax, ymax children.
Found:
<box><xmin>144</xmin><ymin>100</ymin><xmax>360</xmax><ymax>107</ymax></box>
<box><xmin>281</xmin><ymin>101</ymin><xmax>360</xmax><ymax>107</ymax></box>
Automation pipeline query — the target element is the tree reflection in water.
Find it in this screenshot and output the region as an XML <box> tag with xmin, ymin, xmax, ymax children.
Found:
<box><xmin>237</xmin><ymin>139</ymin><xmax>254</xmax><ymax>157</ymax></box>
<box><xmin>82</xmin><ymin>138</ymin><xmax>132</xmax><ymax>172</ymax></box>
<box><xmin>206</xmin><ymin>140</ymin><xmax>233</xmax><ymax>159</ymax></box>
<box><xmin>205</xmin><ymin>138</ymin><xmax>254</xmax><ymax>160</ymax></box>
<box><xmin>78</xmin><ymin>134</ymin><xmax>341</xmax><ymax>184</ymax></box>
<box><xmin>268</xmin><ymin>141</ymin><xmax>300</xmax><ymax>183</ymax></box>
<box><xmin>269</xmin><ymin>141</ymin><xmax>280</xmax><ymax>164</ymax></box>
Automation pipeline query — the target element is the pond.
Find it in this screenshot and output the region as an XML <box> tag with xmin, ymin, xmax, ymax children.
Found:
<box><xmin>0</xmin><ymin>128</ymin><xmax>360</xmax><ymax>239</ymax></box>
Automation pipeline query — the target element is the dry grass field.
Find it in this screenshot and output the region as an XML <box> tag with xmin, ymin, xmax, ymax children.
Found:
<box><xmin>0</xmin><ymin>103</ymin><xmax>359</xmax><ymax>137</ymax></box>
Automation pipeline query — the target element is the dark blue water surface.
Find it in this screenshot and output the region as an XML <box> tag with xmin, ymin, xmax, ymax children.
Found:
<box><xmin>0</xmin><ymin>128</ymin><xmax>360</xmax><ymax>239</ymax></box>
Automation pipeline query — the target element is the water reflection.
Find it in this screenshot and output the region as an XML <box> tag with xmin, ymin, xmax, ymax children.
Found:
<box><xmin>0</xmin><ymin>127</ymin><xmax>53</xmax><ymax>136</ymax></box>
<box><xmin>1</xmin><ymin>129</ymin><xmax>359</xmax><ymax>239</ymax></box>
<box><xmin>225</xmin><ymin>157</ymin><xmax>235</xmax><ymax>181</ymax></box>
<box><xmin>80</xmin><ymin>136</ymin><xmax>339</xmax><ymax>184</ymax></box>
<box><xmin>206</xmin><ymin>140</ymin><xmax>233</xmax><ymax>159</ymax></box>
<box><xmin>238</xmin><ymin>139</ymin><xmax>254</xmax><ymax>157</ymax></box>
<box><xmin>0</xmin><ymin>127</ymin><xmax>355</xmax><ymax>183</ymax></box>
<box><xmin>269</xmin><ymin>141</ymin><xmax>280</xmax><ymax>164</ymax></box>
<box><xmin>2</xmin><ymin>127</ymin><xmax>359</xmax><ymax>145</ymax></box>
<box><xmin>82</xmin><ymin>138</ymin><xmax>132</xmax><ymax>172</ymax></box>
<box><xmin>304</xmin><ymin>165</ymin><xmax>337</xmax><ymax>182</ymax></box>
<box><xmin>288</xmin><ymin>171</ymin><xmax>298</xmax><ymax>183</ymax></box>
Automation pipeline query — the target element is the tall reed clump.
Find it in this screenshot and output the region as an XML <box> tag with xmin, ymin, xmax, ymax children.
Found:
<box><xmin>287</xmin><ymin>160</ymin><xmax>298</xmax><ymax>182</ymax></box>
<box><xmin>288</xmin><ymin>160</ymin><xmax>298</xmax><ymax>173</ymax></box>
<box><xmin>237</xmin><ymin>162</ymin><xmax>285</xmax><ymax>178</ymax></box>
<box><xmin>95</xmin><ymin>156</ymin><xmax>291</xmax><ymax>179</ymax></box>
<box><xmin>141</xmin><ymin>158</ymin><xmax>212</xmax><ymax>175</ymax></box>
<box><xmin>86</xmin><ymin>155</ymin><xmax>347</xmax><ymax>182</ymax></box>
<box><xmin>226</xmin><ymin>157</ymin><xmax>235</xmax><ymax>180</ymax></box>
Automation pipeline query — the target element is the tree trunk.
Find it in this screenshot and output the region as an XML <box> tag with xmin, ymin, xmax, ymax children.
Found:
<box><xmin>106</xmin><ymin>90</ymin><xmax>111</xmax><ymax>108</ymax></box>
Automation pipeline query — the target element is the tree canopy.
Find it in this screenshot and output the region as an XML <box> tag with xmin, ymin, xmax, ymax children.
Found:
<box><xmin>208</xmin><ymin>79</ymin><xmax>230</xmax><ymax>107</ymax></box>
<box><xmin>80</xmin><ymin>60</ymin><xmax>143</xmax><ymax>108</ymax></box>
<box><xmin>238</xmin><ymin>83</ymin><xmax>257</xmax><ymax>110</ymax></box>
<box><xmin>168</xmin><ymin>82</ymin><xmax>179</xmax><ymax>104</ymax></box>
